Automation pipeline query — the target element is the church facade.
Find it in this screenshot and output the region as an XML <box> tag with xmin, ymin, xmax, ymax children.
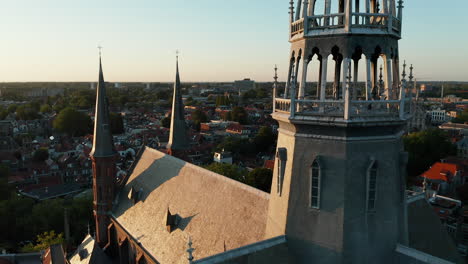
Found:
<box><xmin>70</xmin><ymin>1</ymin><xmax>464</xmax><ymax>263</ymax></box>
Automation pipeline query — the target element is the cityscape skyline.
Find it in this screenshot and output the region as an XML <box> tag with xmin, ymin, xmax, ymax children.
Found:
<box><xmin>1</xmin><ymin>0</ymin><xmax>467</xmax><ymax>82</ymax></box>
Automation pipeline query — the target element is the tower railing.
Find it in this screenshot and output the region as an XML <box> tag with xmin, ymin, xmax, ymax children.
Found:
<box><xmin>274</xmin><ymin>97</ymin><xmax>411</xmax><ymax>121</ymax></box>
<box><xmin>290</xmin><ymin>13</ymin><xmax>401</xmax><ymax>38</ymax></box>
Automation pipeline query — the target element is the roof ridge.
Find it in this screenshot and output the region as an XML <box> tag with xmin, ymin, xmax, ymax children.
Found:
<box><xmin>143</xmin><ymin>147</ymin><xmax>270</xmax><ymax>199</ymax></box>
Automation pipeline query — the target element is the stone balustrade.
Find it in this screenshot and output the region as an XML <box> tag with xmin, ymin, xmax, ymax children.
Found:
<box><xmin>274</xmin><ymin>97</ymin><xmax>411</xmax><ymax>121</ymax></box>
<box><xmin>291</xmin><ymin>13</ymin><xmax>401</xmax><ymax>38</ymax></box>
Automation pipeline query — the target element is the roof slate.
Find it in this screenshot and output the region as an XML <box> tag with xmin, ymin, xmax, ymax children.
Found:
<box><xmin>113</xmin><ymin>147</ymin><xmax>270</xmax><ymax>264</ymax></box>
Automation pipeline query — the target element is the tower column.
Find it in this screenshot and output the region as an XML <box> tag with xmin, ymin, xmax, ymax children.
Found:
<box><xmin>320</xmin><ymin>57</ymin><xmax>328</xmax><ymax>101</ymax></box>
<box><xmin>365</xmin><ymin>58</ymin><xmax>372</xmax><ymax>100</ymax></box>
<box><xmin>298</xmin><ymin>58</ymin><xmax>309</xmax><ymax>99</ymax></box>
<box><xmin>296</xmin><ymin>0</ymin><xmax>303</xmax><ymax>20</ymax></box>
<box><xmin>324</xmin><ymin>0</ymin><xmax>332</xmax><ymax>25</ymax></box>
<box><xmin>308</xmin><ymin>0</ymin><xmax>316</xmax><ymax>16</ymax></box>
<box><xmin>392</xmin><ymin>57</ymin><xmax>400</xmax><ymax>100</ymax></box>
<box><xmin>353</xmin><ymin>59</ymin><xmax>359</xmax><ymax>99</ymax></box>
<box><xmin>284</xmin><ymin>58</ymin><xmax>295</xmax><ymax>98</ymax></box>
<box><xmin>384</xmin><ymin>57</ymin><xmax>393</xmax><ymax>99</ymax></box>
<box><xmin>333</xmin><ymin>59</ymin><xmax>343</xmax><ymax>100</ymax></box>
<box><xmin>341</xmin><ymin>58</ymin><xmax>350</xmax><ymax>100</ymax></box>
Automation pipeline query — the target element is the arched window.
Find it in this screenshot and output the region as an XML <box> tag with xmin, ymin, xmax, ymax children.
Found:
<box><xmin>310</xmin><ymin>159</ymin><xmax>321</xmax><ymax>209</ymax></box>
<box><xmin>276</xmin><ymin>148</ymin><xmax>287</xmax><ymax>196</ymax></box>
<box><xmin>367</xmin><ymin>160</ymin><xmax>378</xmax><ymax>212</ymax></box>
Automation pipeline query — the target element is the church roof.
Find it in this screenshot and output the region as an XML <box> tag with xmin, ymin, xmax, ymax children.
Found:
<box><xmin>407</xmin><ymin>196</ymin><xmax>464</xmax><ymax>264</ymax></box>
<box><xmin>113</xmin><ymin>147</ymin><xmax>270</xmax><ymax>263</ymax></box>
<box><xmin>69</xmin><ymin>235</ymin><xmax>112</xmax><ymax>264</ymax></box>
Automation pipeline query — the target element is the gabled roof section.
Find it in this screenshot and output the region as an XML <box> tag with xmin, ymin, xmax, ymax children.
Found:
<box><xmin>69</xmin><ymin>235</ymin><xmax>112</xmax><ymax>264</ymax></box>
<box><xmin>90</xmin><ymin>56</ymin><xmax>116</xmax><ymax>158</ymax></box>
<box><xmin>113</xmin><ymin>147</ymin><xmax>270</xmax><ymax>263</ymax></box>
<box><xmin>422</xmin><ymin>162</ymin><xmax>461</xmax><ymax>182</ymax></box>
<box><xmin>407</xmin><ymin>197</ymin><xmax>464</xmax><ymax>263</ymax></box>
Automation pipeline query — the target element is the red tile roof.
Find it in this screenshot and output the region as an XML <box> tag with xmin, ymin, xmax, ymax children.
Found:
<box><xmin>263</xmin><ymin>160</ymin><xmax>275</xmax><ymax>170</ymax></box>
<box><xmin>422</xmin><ymin>162</ymin><xmax>461</xmax><ymax>182</ymax></box>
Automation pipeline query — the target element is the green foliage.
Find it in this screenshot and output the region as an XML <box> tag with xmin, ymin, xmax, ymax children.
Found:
<box><xmin>32</xmin><ymin>148</ymin><xmax>49</xmax><ymax>162</ymax></box>
<box><xmin>216</xmin><ymin>137</ymin><xmax>254</xmax><ymax>156</ymax></box>
<box><xmin>215</xmin><ymin>96</ymin><xmax>231</xmax><ymax>106</ymax></box>
<box><xmin>7</xmin><ymin>104</ymin><xmax>18</xmax><ymax>113</ymax></box>
<box><xmin>246</xmin><ymin>168</ymin><xmax>273</xmax><ymax>192</ymax></box>
<box><xmin>161</xmin><ymin>116</ymin><xmax>171</xmax><ymax>128</ymax></box>
<box><xmin>452</xmin><ymin>109</ymin><xmax>468</xmax><ymax>124</ymax></box>
<box><xmin>404</xmin><ymin>129</ymin><xmax>457</xmax><ymax>178</ymax></box>
<box><xmin>204</xmin><ymin>163</ymin><xmax>247</xmax><ymax>183</ymax></box>
<box><xmin>16</xmin><ymin>104</ymin><xmax>40</xmax><ymax>120</ymax></box>
<box><xmin>110</xmin><ymin>112</ymin><xmax>125</xmax><ymax>134</ymax></box>
<box><xmin>227</xmin><ymin>107</ymin><xmax>248</xmax><ymax>124</ymax></box>
<box><xmin>254</xmin><ymin>126</ymin><xmax>275</xmax><ymax>152</ymax></box>
<box><xmin>40</xmin><ymin>104</ymin><xmax>53</xmax><ymax>113</ymax></box>
<box><xmin>53</xmin><ymin>107</ymin><xmax>92</xmax><ymax>137</ymax></box>
<box><xmin>21</xmin><ymin>231</ymin><xmax>64</xmax><ymax>253</ymax></box>
<box><xmin>0</xmin><ymin>193</ymin><xmax>93</xmax><ymax>252</ymax></box>
<box><xmin>192</xmin><ymin>109</ymin><xmax>208</xmax><ymax>124</ymax></box>
<box><xmin>0</xmin><ymin>165</ymin><xmax>10</xmax><ymax>200</ymax></box>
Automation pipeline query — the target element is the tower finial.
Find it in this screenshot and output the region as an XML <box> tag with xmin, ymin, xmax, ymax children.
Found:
<box><xmin>98</xmin><ymin>45</ymin><xmax>103</xmax><ymax>57</ymax></box>
<box><xmin>402</xmin><ymin>61</ymin><xmax>407</xmax><ymax>80</ymax></box>
<box><xmin>409</xmin><ymin>64</ymin><xmax>414</xmax><ymax>82</ymax></box>
<box><xmin>274</xmin><ymin>65</ymin><xmax>278</xmax><ymax>82</ymax></box>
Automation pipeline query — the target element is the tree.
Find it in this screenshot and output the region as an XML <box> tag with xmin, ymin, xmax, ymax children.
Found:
<box><xmin>161</xmin><ymin>116</ymin><xmax>171</xmax><ymax>128</ymax></box>
<box><xmin>452</xmin><ymin>109</ymin><xmax>468</xmax><ymax>124</ymax></box>
<box><xmin>254</xmin><ymin>126</ymin><xmax>275</xmax><ymax>152</ymax></box>
<box><xmin>53</xmin><ymin>108</ymin><xmax>92</xmax><ymax>137</ymax></box>
<box><xmin>40</xmin><ymin>104</ymin><xmax>53</xmax><ymax>113</ymax></box>
<box><xmin>33</xmin><ymin>148</ymin><xmax>49</xmax><ymax>162</ymax></box>
<box><xmin>16</xmin><ymin>105</ymin><xmax>40</xmax><ymax>120</ymax></box>
<box><xmin>192</xmin><ymin>109</ymin><xmax>208</xmax><ymax>124</ymax></box>
<box><xmin>21</xmin><ymin>231</ymin><xmax>64</xmax><ymax>253</ymax></box>
<box><xmin>7</xmin><ymin>104</ymin><xmax>17</xmax><ymax>113</ymax></box>
<box><xmin>110</xmin><ymin>112</ymin><xmax>125</xmax><ymax>134</ymax></box>
<box><xmin>230</xmin><ymin>107</ymin><xmax>249</xmax><ymax>124</ymax></box>
<box><xmin>204</xmin><ymin>163</ymin><xmax>247</xmax><ymax>183</ymax></box>
<box><xmin>404</xmin><ymin>129</ymin><xmax>457</xmax><ymax>178</ymax></box>
<box><xmin>246</xmin><ymin>168</ymin><xmax>273</xmax><ymax>192</ymax></box>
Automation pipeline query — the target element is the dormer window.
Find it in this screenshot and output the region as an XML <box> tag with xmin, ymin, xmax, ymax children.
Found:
<box><xmin>276</xmin><ymin>148</ymin><xmax>287</xmax><ymax>196</ymax></box>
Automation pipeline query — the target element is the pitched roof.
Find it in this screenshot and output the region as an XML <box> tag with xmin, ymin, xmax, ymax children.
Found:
<box><xmin>407</xmin><ymin>196</ymin><xmax>464</xmax><ymax>264</ymax></box>
<box><xmin>113</xmin><ymin>147</ymin><xmax>270</xmax><ymax>263</ymax></box>
<box><xmin>90</xmin><ymin>56</ymin><xmax>116</xmax><ymax>158</ymax></box>
<box><xmin>69</xmin><ymin>235</ymin><xmax>112</xmax><ymax>264</ymax></box>
<box><xmin>422</xmin><ymin>162</ymin><xmax>461</xmax><ymax>182</ymax></box>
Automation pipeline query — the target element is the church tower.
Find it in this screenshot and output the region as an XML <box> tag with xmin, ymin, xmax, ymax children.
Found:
<box><xmin>167</xmin><ymin>55</ymin><xmax>189</xmax><ymax>156</ymax></box>
<box><xmin>90</xmin><ymin>53</ymin><xmax>117</xmax><ymax>248</ymax></box>
<box><xmin>266</xmin><ymin>0</ymin><xmax>410</xmax><ymax>263</ymax></box>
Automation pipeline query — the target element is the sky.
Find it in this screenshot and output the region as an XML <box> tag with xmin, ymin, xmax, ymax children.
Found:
<box><xmin>0</xmin><ymin>0</ymin><xmax>467</xmax><ymax>82</ymax></box>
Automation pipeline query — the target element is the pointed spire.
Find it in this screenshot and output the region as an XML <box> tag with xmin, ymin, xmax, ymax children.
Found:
<box><xmin>90</xmin><ymin>49</ymin><xmax>116</xmax><ymax>158</ymax></box>
<box><xmin>402</xmin><ymin>61</ymin><xmax>407</xmax><ymax>80</ymax></box>
<box><xmin>409</xmin><ymin>64</ymin><xmax>414</xmax><ymax>82</ymax></box>
<box><xmin>167</xmin><ymin>53</ymin><xmax>189</xmax><ymax>152</ymax></box>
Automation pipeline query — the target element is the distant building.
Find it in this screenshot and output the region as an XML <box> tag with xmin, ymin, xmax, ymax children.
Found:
<box><xmin>428</xmin><ymin>109</ymin><xmax>449</xmax><ymax>124</ymax></box>
<box><xmin>234</xmin><ymin>78</ymin><xmax>255</xmax><ymax>92</ymax></box>
<box><xmin>213</xmin><ymin>150</ymin><xmax>233</xmax><ymax>164</ymax></box>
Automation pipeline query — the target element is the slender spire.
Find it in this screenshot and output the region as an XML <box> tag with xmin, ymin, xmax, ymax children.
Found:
<box><xmin>167</xmin><ymin>53</ymin><xmax>189</xmax><ymax>152</ymax></box>
<box><xmin>90</xmin><ymin>49</ymin><xmax>116</xmax><ymax>158</ymax></box>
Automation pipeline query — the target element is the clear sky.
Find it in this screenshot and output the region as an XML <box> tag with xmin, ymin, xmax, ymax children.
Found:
<box><xmin>0</xmin><ymin>0</ymin><xmax>467</xmax><ymax>82</ymax></box>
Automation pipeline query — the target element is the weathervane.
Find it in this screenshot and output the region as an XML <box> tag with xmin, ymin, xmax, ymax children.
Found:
<box><xmin>98</xmin><ymin>45</ymin><xmax>103</xmax><ymax>57</ymax></box>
